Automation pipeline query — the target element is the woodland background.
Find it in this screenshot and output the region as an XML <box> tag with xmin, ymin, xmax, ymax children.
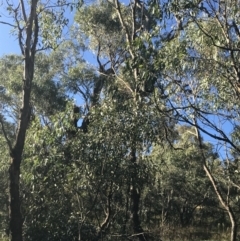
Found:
<box><xmin>0</xmin><ymin>0</ymin><xmax>240</xmax><ymax>241</ymax></box>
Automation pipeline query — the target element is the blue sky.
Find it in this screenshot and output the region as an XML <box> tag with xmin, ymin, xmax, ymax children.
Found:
<box><xmin>0</xmin><ymin>3</ymin><xmax>76</xmax><ymax>56</ymax></box>
<box><xmin>0</xmin><ymin>21</ymin><xmax>20</xmax><ymax>55</ymax></box>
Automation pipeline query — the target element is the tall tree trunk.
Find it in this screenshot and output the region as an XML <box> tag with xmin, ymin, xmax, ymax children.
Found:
<box><xmin>130</xmin><ymin>186</ymin><xmax>145</xmax><ymax>241</ymax></box>
<box><xmin>130</xmin><ymin>149</ymin><xmax>146</xmax><ymax>241</ymax></box>
<box><xmin>9</xmin><ymin>161</ymin><xmax>22</xmax><ymax>241</ymax></box>
<box><xmin>9</xmin><ymin>64</ymin><xmax>33</xmax><ymax>241</ymax></box>
<box><xmin>194</xmin><ymin>122</ymin><xmax>237</xmax><ymax>241</ymax></box>
<box><xmin>7</xmin><ymin>1</ymin><xmax>38</xmax><ymax>239</ymax></box>
<box><xmin>202</xmin><ymin>163</ymin><xmax>237</xmax><ymax>241</ymax></box>
<box><xmin>9</xmin><ymin>86</ymin><xmax>32</xmax><ymax>241</ymax></box>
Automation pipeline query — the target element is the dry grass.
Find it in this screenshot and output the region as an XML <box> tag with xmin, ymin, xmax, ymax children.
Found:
<box><xmin>158</xmin><ymin>226</ymin><xmax>230</xmax><ymax>241</ymax></box>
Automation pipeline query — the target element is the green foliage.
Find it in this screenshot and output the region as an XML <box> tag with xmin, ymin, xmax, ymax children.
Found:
<box><xmin>75</xmin><ymin>1</ymin><xmax>125</xmax><ymax>56</ymax></box>
<box><xmin>0</xmin><ymin>53</ymin><xmax>66</xmax><ymax>123</ymax></box>
<box><xmin>1</xmin><ymin>0</ymin><xmax>240</xmax><ymax>241</ymax></box>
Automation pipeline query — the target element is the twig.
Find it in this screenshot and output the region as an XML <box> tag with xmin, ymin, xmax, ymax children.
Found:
<box><xmin>0</xmin><ymin>21</ymin><xmax>16</xmax><ymax>27</ymax></box>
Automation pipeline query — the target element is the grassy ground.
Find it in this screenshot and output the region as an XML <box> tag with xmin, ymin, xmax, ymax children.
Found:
<box><xmin>160</xmin><ymin>226</ymin><xmax>230</xmax><ymax>241</ymax></box>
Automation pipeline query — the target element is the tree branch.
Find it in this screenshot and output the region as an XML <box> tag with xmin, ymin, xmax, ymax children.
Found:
<box><xmin>13</xmin><ymin>7</ymin><xmax>25</xmax><ymax>55</ymax></box>
<box><xmin>0</xmin><ymin>21</ymin><xmax>16</xmax><ymax>28</ymax></box>
<box><xmin>114</xmin><ymin>0</ymin><xmax>134</xmax><ymax>59</ymax></box>
<box><xmin>20</xmin><ymin>0</ymin><xmax>27</xmax><ymax>23</ymax></box>
<box><xmin>0</xmin><ymin>118</ymin><xmax>12</xmax><ymax>152</ymax></box>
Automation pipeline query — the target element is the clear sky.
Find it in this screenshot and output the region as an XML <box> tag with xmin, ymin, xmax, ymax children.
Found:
<box><xmin>0</xmin><ymin>20</ymin><xmax>20</xmax><ymax>55</ymax></box>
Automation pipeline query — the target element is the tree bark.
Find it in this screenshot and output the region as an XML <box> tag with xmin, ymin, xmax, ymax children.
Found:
<box><xmin>9</xmin><ymin>86</ymin><xmax>31</xmax><ymax>240</ymax></box>
<box><xmin>9</xmin><ymin>161</ymin><xmax>22</xmax><ymax>241</ymax></box>
<box><xmin>130</xmin><ymin>149</ymin><xmax>146</xmax><ymax>241</ymax></box>
<box><xmin>8</xmin><ymin>1</ymin><xmax>38</xmax><ymax>240</ymax></box>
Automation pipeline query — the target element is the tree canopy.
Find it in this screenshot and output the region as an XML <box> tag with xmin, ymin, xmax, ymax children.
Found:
<box><xmin>1</xmin><ymin>0</ymin><xmax>240</xmax><ymax>241</ymax></box>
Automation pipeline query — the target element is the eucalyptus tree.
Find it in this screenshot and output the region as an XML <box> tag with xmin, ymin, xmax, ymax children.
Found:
<box><xmin>191</xmin><ymin>0</ymin><xmax>240</xmax><ymax>230</ymax></box>
<box><xmin>21</xmin><ymin>112</ymin><xmax>81</xmax><ymax>241</ymax></box>
<box><xmin>71</xmin><ymin>1</ymin><xmax>178</xmax><ymax>239</ymax></box>
<box><xmin>151</xmin><ymin>1</ymin><xmax>240</xmax><ymax>240</ymax></box>
<box><xmin>161</xmin><ymin>0</ymin><xmax>240</xmax><ymax>166</ymax></box>
<box><xmin>0</xmin><ymin>52</ymin><xmax>68</xmax><ymax>240</ymax></box>
<box><xmin>149</xmin><ymin>125</ymin><xmax>224</xmax><ymax>239</ymax></box>
<box><xmin>0</xmin><ymin>0</ymin><xmax>79</xmax><ymax>240</ymax></box>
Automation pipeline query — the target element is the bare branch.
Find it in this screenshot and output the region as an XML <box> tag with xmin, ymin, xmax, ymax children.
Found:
<box><xmin>13</xmin><ymin>7</ymin><xmax>25</xmax><ymax>55</ymax></box>
<box><xmin>230</xmin><ymin>181</ymin><xmax>240</xmax><ymax>190</ymax></box>
<box><xmin>181</xmin><ymin>114</ymin><xmax>240</xmax><ymax>152</ymax></box>
<box><xmin>194</xmin><ymin>20</ymin><xmax>240</xmax><ymax>51</ymax></box>
<box><xmin>114</xmin><ymin>0</ymin><xmax>134</xmax><ymax>59</ymax></box>
<box><xmin>20</xmin><ymin>0</ymin><xmax>27</xmax><ymax>23</ymax></box>
<box><xmin>40</xmin><ymin>3</ymin><xmax>72</xmax><ymax>10</ymax></box>
<box><xmin>0</xmin><ymin>21</ymin><xmax>16</xmax><ymax>27</ymax></box>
